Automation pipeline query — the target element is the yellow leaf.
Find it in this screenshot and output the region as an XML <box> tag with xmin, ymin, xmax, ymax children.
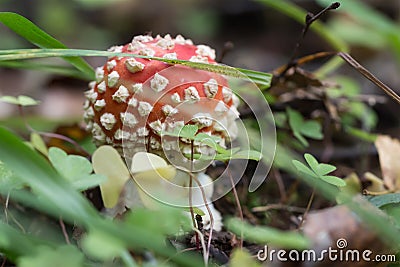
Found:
<box><xmin>92</xmin><ymin>146</ymin><xmax>130</xmax><ymax>208</ymax></box>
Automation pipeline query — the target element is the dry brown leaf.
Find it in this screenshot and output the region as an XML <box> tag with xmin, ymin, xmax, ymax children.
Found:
<box><xmin>375</xmin><ymin>135</ymin><xmax>400</xmax><ymax>191</ymax></box>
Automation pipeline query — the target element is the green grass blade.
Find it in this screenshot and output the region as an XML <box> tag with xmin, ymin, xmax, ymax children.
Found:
<box><xmin>0</xmin><ymin>12</ymin><xmax>94</xmax><ymax>80</ymax></box>
<box><xmin>0</xmin><ymin>48</ymin><xmax>272</xmax><ymax>87</ymax></box>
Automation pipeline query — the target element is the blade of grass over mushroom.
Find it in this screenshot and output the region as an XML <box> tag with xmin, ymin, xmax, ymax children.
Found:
<box><xmin>0</xmin><ymin>12</ymin><xmax>94</xmax><ymax>80</ymax></box>
<box><xmin>257</xmin><ymin>0</ymin><xmax>349</xmax><ymax>77</ymax></box>
<box><xmin>0</xmin><ymin>48</ymin><xmax>272</xmax><ymax>87</ymax></box>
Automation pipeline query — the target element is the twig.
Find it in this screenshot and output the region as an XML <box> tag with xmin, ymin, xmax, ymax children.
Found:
<box><xmin>298</xmin><ymin>188</ymin><xmax>315</xmax><ymax>229</ymax></box>
<box><xmin>280</xmin><ymin>2</ymin><xmax>340</xmax><ymax>77</ymax></box>
<box><xmin>192</xmin><ymin>228</ymin><xmax>208</xmax><ymax>267</ymax></box>
<box><xmin>227</xmin><ymin>167</ymin><xmax>243</xmax><ymax>249</ymax></box>
<box><xmin>338</xmin><ymin>52</ymin><xmax>400</xmax><ymax>105</ymax></box>
<box><xmin>59</xmin><ymin>216</ymin><xmax>71</xmax><ymax>244</ymax></box>
<box><xmin>252</xmin><ymin>203</ymin><xmax>306</xmax><ymax>213</ymax></box>
<box><xmin>272</xmin><ymin>169</ymin><xmax>287</xmax><ymax>203</ymax></box>
<box><xmin>191</xmin><ymin>175</ymin><xmax>214</xmax><ymax>265</ymax></box>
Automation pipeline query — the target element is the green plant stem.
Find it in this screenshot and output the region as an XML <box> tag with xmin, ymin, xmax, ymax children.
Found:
<box><xmin>227</xmin><ymin>167</ymin><xmax>243</xmax><ymax>249</ymax></box>
<box><xmin>257</xmin><ymin>0</ymin><xmax>349</xmax><ymax>77</ymax></box>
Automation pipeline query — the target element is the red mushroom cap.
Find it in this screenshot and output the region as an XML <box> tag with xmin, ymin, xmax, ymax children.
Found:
<box><xmin>83</xmin><ymin>34</ymin><xmax>239</xmax><ymax>157</ymax></box>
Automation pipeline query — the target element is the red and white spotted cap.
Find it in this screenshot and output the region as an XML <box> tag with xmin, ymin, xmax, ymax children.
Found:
<box><xmin>83</xmin><ymin>34</ymin><xmax>239</xmax><ymax>157</ymax></box>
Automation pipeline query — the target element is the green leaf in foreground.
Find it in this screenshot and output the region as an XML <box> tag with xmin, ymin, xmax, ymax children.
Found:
<box><xmin>226</xmin><ymin>217</ymin><xmax>310</xmax><ymax>249</ymax></box>
<box><xmin>18</xmin><ymin>245</ymin><xmax>84</xmax><ymax>267</ymax></box>
<box><xmin>48</xmin><ymin>147</ymin><xmax>105</xmax><ymax>191</ymax></box>
<box><xmin>0</xmin><ymin>95</ymin><xmax>40</xmax><ymax>106</ymax></box>
<box><xmin>0</xmin><ymin>127</ymin><xmax>99</xmax><ymax>224</ymax></box>
<box><xmin>0</xmin><ymin>12</ymin><xmax>94</xmax><ymax>79</ymax></box>
<box><xmin>293</xmin><ymin>153</ymin><xmax>346</xmax><ymax>187</ymax></box>
<box><xmin>230</xmin><ymin>249</ymin><xmax>261</xmax><ymax>267</ymax></box>
<box><xmin>367</xmin><ymin>193</ymin><xmax>400</xmax><ymax>208</ymax></box>
<box><xmin>0</xmin><ymin>127</ymin><xmax>202</xmax><ymax>266</ymax></box>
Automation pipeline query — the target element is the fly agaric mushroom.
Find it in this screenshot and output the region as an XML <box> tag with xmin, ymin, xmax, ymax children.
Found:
<box><xmin>83</xmin><ymin>34</ymin><xmax>239</xmax><ymax>159</ymax></box>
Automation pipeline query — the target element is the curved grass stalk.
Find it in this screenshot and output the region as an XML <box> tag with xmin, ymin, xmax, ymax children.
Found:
<box><xmin>0</xmin><ymin>48</ymin><xmax>272</xmax><ymax>87</ymax></box>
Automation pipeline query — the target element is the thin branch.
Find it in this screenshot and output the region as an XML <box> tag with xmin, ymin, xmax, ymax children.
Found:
<box><xmin>227</xmin><ymin>167</ymin><xmax>243</xmax><ymax>248</ymax></box>
<box><xmin>338</xmin><ymin>52</ymin><xmax>400</xmax><ymax>105</ymax></box>
<box><xmin>298</xmin><ymin>189</ymin><xmax>315</xmax><ymax>229</ymax></box>
<box><xmin>59</xmin><ymin>216</ymin><xmax>71</xmax><ymax>245</ymax></box>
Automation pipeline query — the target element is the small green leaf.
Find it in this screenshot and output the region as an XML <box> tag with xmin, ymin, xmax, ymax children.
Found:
<box><xmin>162</xmin><ymin>124</ymin><xmax>199</xmax><ymax>140</ymax></box>
<box><xmin>287</xmin><ymin>108</ymin><xmax>323</xmax><ymax>146</ymax></box>
<box><xmin>304</xmin><ymin>153</ymin><xmax>319</xmax><ymax>172</ymax></box>
<box><xmin>316</xmin><ymin>163</ymin><xmax>337</xmax><ymax>176</ymax></box>
<box><xmin>0</xmin><ymin>96</ymin><xmax>19</xmax><ymax>105</ymax></box>
<box><xmin>293</xmin><ymin>131</ymin><xmax>308</xmax><ymax>147</ymax></box>
<box><xmin>0</xmin><ymin>95</ymin><xmax>40</xmax><ymax>106</ymax></box>
<box><xmin>292</xmin><ymin>160</ymin><xmax>316</xmax><ymax>177</ymax></box>
<box><xmin>320</xmin><ymin>175</ymin><xmax>346</xmax><ymax>187</ymax></box>
<box><xmin>287</xmin><ymin>108</ymin><xmax>303</xmax><ymax>132</ymax></box>
<box><xmin>300</xmin><ymin>121</ymin><xmax>323</xmax><ymax>140</ymax></box>
<box><xmin>230</xmin><ymin>249</ymin><xmax>261</xmax><ymax>267</ymax></box>
<box><xmin>232</xmin><ymin>150</ymin><xmax>263</xmax><ymax>161</ymax></box>
<box><xmin>194</xmin><ymin>133</ymin><xmax>221</xmax><ymax>149</ymax></box>
<box><xmin>48</xmin><ymin>147</ymin><xmax>105</xmax><ymax>191</ymax></box>
<box><xmin>180</xmin><ymin>125</ymin><xmax>198</xmax><ymax>139</ymax></box>
<box><xmin>17</xmin><ymin>95</ymin><xmax>41</xmax><ymax>106</ymax></box>
<box><xmin>30</xmin><ymin>132</ymin><xmax>48</xmax><ymax>156</ymax></box>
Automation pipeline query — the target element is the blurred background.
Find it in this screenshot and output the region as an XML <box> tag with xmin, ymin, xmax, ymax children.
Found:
<box><xmin>0</xmin><ymin>0</ymin><xmax>400</xmax><ymax>128</ymax></box>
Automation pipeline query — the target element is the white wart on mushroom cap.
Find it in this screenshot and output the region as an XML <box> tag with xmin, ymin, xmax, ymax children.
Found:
<box><xmin>83</xmin><ymin>34</ymin><xmax>239</xmax><ymax>156</ymax></box>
